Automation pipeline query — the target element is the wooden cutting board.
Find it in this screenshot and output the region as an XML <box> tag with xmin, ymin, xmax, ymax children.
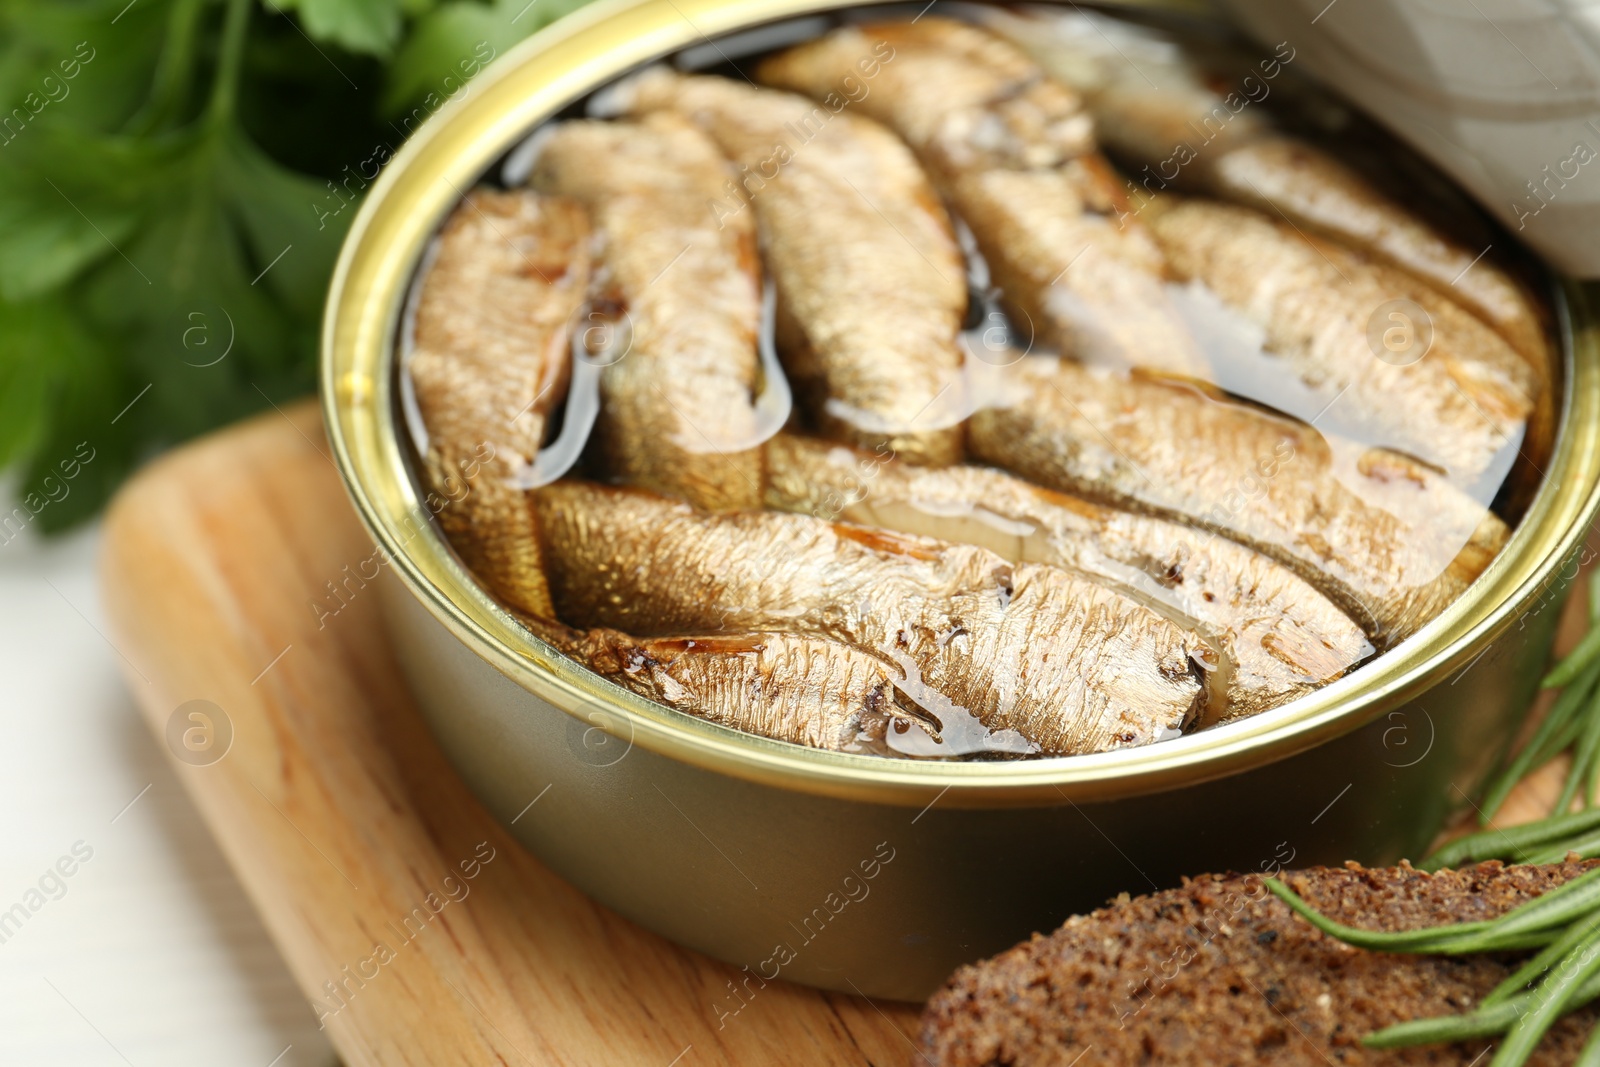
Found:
<box><xmin>98</xmin><ymin>399</ymin><xmax>1590</xmax><ymax>1067</ymax></box>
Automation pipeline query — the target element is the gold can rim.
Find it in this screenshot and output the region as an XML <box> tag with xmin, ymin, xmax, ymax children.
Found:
<box><xmin>321</xmin><ymin>0</ymin><xmax>1600</xmax><ymax>808</ymax></box>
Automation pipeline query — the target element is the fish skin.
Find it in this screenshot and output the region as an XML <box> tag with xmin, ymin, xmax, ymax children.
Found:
<box><xmin>758</xmin><ymin>17</ymin><xmax>1209</xmax><ymax>378</ymax></box>
<box><xmin>763</xmin><ymin>18</ymin><xmax>1090</xmax><ymax>170</ymax></box>
<box><xmin>977</xmin><ymin>5</ymin><xmax>1550</xmax><ymax>372</ymax></box>
<box><xmin>517</xmin><ymin>615</ymin><xmax>936</xmax><ymax>754</ymax></box>
<box><xmin>529</xmin><ymin>113</ymin><xmax>765</xmax><ymax>510</ymax></box>
<box><xmin>1208</xmin><ymin>139</ymin><xmax>1550</xmax><ymax>373</ymax></box>
<box><xmin>1150</xmin><ymin>198</ymin><xmax>1534</xmax><ymax>483</ymax></box>
<box><xmin>408</xmin><ymin>189</ymin><xmax>590</xmax><ymax>618</ymax></box>
<box><xmin>531</xmin><ymin>481</ymin><xmax>1207</xmax><ymax>755</ymax></box>
<box><xmin>1087</xmin><ymin>72</ymin><xmax>1268</xmax><ymax>175</ymax></box>
<box><xmin>951</xmin><ymin>167</ymin><xmax>1202</xmax><ymax>374</ymax></box>
<box><xmin>621</xmin><ymin>67</ymin><xmax>967</xmax><ymax>465</ymax></box>
<box><xmin>763</xmin><ymin>434</ymin><xmax>1371</xmax><ymax>722</ymax></box>
<box><xmin>968</xmin><ymin>356</ymin><xmax>1510</xmax><ymax>647</ymax></box>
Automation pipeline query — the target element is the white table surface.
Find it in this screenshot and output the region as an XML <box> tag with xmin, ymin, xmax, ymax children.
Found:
<box><xmin>0</xmin><ymin>524</ymin><xmax>335</xmax><ymax>1066</ymax></box>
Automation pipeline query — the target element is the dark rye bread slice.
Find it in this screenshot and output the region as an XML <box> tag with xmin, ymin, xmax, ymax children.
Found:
<box><xmin>921</xmin><ymin>861</ymin><xmax>1600</xmax><ymax>1065</ymax></box>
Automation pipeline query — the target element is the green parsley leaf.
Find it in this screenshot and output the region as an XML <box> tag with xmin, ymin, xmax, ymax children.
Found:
<box><xmin>383</xmin><ymin>0</ymin><xmax>587</xmax><ymax>112</ymax></box>
<box><xmin>0</xmin><ymin>0</ymin><xmax>602</xmax><ymax>531</ymax></box>
<box><xmin>263</xmin><ymin>0</ymin><xmax>407</xmax><ymax>56</ymax></box>
<box><xmin>8</xmin><ymin>296</ymin><xmax>134</xmax><ymax>535</ymax></box>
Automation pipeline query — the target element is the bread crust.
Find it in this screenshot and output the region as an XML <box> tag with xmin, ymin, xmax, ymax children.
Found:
<box><xmin>922</xmin><ymin>861</ymin><xmax>1600</xmax><ymax>1065</ymax></box>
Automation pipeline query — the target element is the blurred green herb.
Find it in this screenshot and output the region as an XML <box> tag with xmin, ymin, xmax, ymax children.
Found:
<box><xmin>0</xmin><ymin>0</ymin><xmax>592</xmax><ymax>534</ymax></box>
<box><xmin>1461</xmin><ymin>569</ymin><xmax>1600</xmax><ymax>838</ymax></box>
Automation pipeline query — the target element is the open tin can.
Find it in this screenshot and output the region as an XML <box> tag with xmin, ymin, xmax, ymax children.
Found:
<box><xmin>322</xmin><ymin>0</ymin><xmax>1600</xmax><ymax>1000</ymax></box>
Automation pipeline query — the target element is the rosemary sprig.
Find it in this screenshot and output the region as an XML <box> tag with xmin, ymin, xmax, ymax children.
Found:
<box><xmin>1496</xmin><ymin>929</ymin><xmax>1600</xmax><ymax>1067</ymax></box>
<box><xmin>1361</xmin><ymin>973</ymin><xmax>1600</xmax><ymax>1048</ymax></box>
<box><xmin>1266</xmin><ymin>876</ymin><xmax>1600</xmax><ymax>1062</ymax></box>
<box><xmin>1257</xmin><ymin>581</ymin><xmax>1600</xmax><ymax>1066</ymax></box>
<box><xmin>1581</xmin><ymin>1022</ymin><xmax>1600</xmax><ymax>1065</ymax></box>
<box><xmin>1423</xmin><ymin>807</ymin><xmax>1600</xmax><ymax>871</ymax></box>
<box><xmin>1266</xmin><ymin>867</ymin><xmax>1600</xmax><ymax>954</ymax></box>
<box><xmin>1484</xmin><ymin>908</ymin><xmax>1600</xmax><ymax>1006</ymax></box>
<box><xmin>1478</xmin><ymin>571</ymin><xmax>1600</xmax><ymax>824</ymax></box>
